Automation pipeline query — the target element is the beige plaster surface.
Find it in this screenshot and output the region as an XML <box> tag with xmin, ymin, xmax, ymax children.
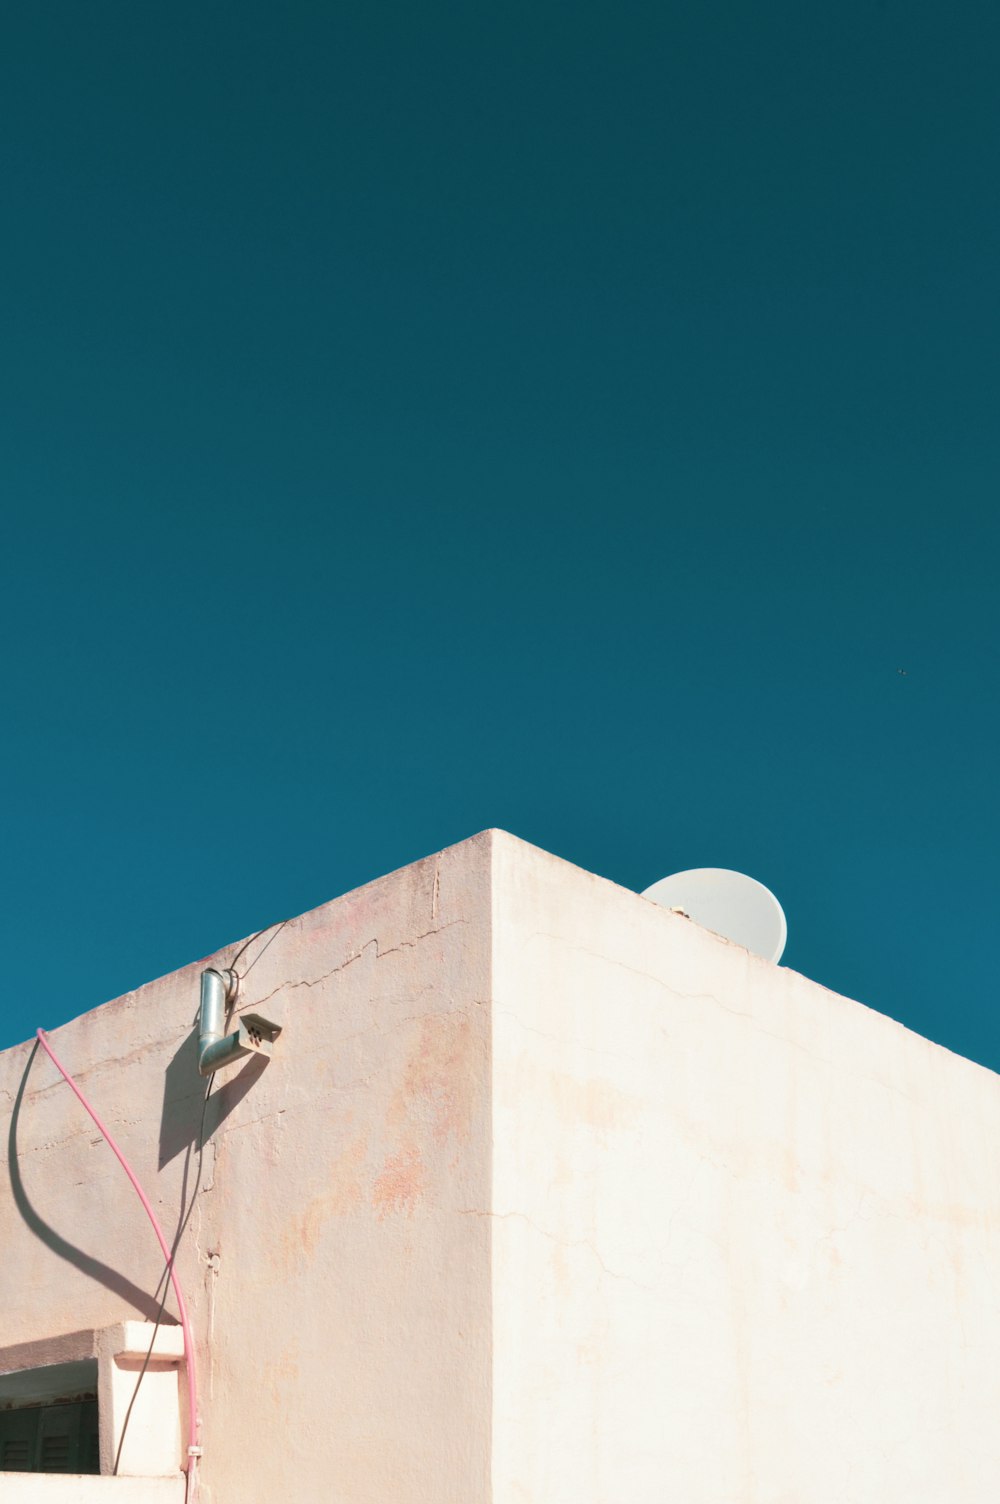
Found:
<box><xmin>490</xmin><ymin>833</ymin><xmax>1000</xmax><ymax>1503</ymax></box>
<box><xmin>2</xmin><ymin>830</ymin><xmax>999</xmax><ymax>1502</ymax></box>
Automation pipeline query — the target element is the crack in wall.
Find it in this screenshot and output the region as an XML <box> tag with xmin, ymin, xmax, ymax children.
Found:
<box><xmin>247</xmin><ymin>919</ymin><xmax>468</xmax><ymax>1013</ymax></box>
<box><xmin>456</xmin><ymin>1206</ymin><xmax>653</xmax><ymax>1291</ymax></box>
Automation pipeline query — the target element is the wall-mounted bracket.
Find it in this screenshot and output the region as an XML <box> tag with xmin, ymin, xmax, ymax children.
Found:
<box><xmin>234</xmin><ymin>1012</ymin><xmax>282</xmax><ymax>1055</ymax></box>
<box><xmin>198</xmin><ymin>969</ymin><xmax>282</xmax><ymax>1078</ymax></box>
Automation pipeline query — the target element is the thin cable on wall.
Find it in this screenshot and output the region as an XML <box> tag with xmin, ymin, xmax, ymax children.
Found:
<box><xmin>113</xmin><ymin>1075</ymin><xmax>214</xmax><ymax>1482</ymax></box>
<box><xmin>35</xmin><ymin>1027</ymin><xmax>202</xmax><ymax>1499</ymax></box>
<box><xmin>228</xmin><ymin>916</ymin><xmax>289</xmax><ymax>985</ymax></box>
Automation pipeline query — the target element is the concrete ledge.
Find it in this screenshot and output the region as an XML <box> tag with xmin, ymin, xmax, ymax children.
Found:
<box><xmin>0</xmin><ymin>1323</ymin><xmax>184</xmax><ymax>1376</ymax></box>
<box><xmin>1</xmin><ymin>1480</ymin><xmax>185</xmax><ymax>1502</ymax></box>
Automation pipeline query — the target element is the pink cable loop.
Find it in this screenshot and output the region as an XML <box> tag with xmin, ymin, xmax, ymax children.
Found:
<box><xmin>35</xmin><ymin>1028</ymin><xmax>201</xmax><ymax>1493</ymax></box>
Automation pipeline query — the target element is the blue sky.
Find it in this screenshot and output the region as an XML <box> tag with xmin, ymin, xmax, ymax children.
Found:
<box><xmin>2</xmin><ymin>2</ymin><xmax>997</xmax><ymax>1070</ymax></box>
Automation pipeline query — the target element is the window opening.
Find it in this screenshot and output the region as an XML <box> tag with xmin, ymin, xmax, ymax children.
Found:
<box><xmin>0</xmin><ymin>1397</ymin><xmax>100</xmax><ymax>1473</ymax></box>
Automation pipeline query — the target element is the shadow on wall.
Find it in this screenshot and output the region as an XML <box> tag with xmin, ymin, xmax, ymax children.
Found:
<box><xmin>8</xmin><ymin>1043</ymin><xmax>168</xmax><ymax>1323</ymax></box>
<box><xmin>158</xmin><ymin>1016</ymin><xmax>268</xmax><ymax>1169</ymax></box>
<box><xmin>9</xmin><ymin>1025</ymin><xmax>269</xmax><ymax>1322</ymax></box>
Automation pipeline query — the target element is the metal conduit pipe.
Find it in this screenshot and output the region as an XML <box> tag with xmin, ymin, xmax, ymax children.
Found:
<box><xmin>198</xmin><ymin>969</ymin><xmax>282</xmax><ymax>1077</ymax></box>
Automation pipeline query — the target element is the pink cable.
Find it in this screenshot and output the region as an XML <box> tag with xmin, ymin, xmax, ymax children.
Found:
<box><xmin>35</xmin><ymin>1028</ymin><xmax>201</xmax><ymax>1492</ymax></box>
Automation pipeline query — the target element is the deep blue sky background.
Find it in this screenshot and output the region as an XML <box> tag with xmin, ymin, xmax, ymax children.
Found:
<box><xmin>2</xmin><ymin>3</ymin><xmax>997</xmax><ymax>1069</ymax></box>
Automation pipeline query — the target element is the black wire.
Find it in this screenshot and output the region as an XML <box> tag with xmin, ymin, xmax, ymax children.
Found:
<box><xmin>113</xmin><ymin>918</ymin><xmax>288</xmax><ymax>1481</ymax></box>
<box><xmin>228</xmin><ymin>917</ymin><xmax>288</xmax><ymax>981</ymax></box>
<box><xmin>237</xmin><ymin>918</ymin><xmax>288</xmax><ymax>980</ymax></box>
<box><xmin>113</xmin><ymin>1075</ymin><xmax>215</xmax><ymax>1477</ymax></box>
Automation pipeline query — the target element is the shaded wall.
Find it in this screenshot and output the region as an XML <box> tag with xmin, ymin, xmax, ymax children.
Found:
<box><xmin>2</xmin><ymin>833</ymin><xmax>493</xmax><ymax>1503</ymax></box>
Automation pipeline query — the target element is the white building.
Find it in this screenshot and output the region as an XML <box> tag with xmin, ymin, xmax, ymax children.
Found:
<box><xmin>2</xmin><ymin>831</ymin><xmax>998</xmax><ymax>1501</ymax></box>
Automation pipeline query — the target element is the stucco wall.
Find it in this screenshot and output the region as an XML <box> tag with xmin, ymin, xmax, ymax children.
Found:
<box><xmin>489</xmin><ymin>832</ymin><xmax>1000</xmax><ymax>1503</ymax></box>
<box><xmin>2</xmin><ymin>834</ymin><xmax>493</xmax><ymax>1503</ymax></box>
<box><xmin>5</xmin><ymin>830</ymin><xmax>999</xmax><ymax>1503</ymax></box>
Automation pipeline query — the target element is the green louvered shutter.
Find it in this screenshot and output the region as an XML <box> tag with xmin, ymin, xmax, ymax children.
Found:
<box><xmin>36</xmin><ymin>1401</ymin><xmax>80</xmax><ymax>1472</ymax></box>
<box><xmin>0</xmin><ymin>1407</ymin><xmax>39</xmax><ymax>1471</ymax></box>
<box><xmin>0</xmin><ymin>1400</ymin><xmax>99</xmax><ymax>1473</ymax></box>
<box><xmin>83</xmin><ymin>1401</ymin><xmax>101</xmax><ymax>1473</ymax></box>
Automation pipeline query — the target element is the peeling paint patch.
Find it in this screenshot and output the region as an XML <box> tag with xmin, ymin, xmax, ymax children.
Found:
<box><xmin>373</xmin><ymin>1146</ymin><xmax>426</xmax><ymax>1219</ymax></box>
<box><xmin>296</xmin><ymin>1136</ymin><xmax>369</xmax><ymax>1252</ymax></box>
<box><xmin>390</xmin><ymin>1012</ymin><xmax>480</xmax><ymax>1146</ymax></box>
<box><xmin>544</xmin><ymin>1066</ymin><xmax>639</xmax><ymax>1140</ymax></box>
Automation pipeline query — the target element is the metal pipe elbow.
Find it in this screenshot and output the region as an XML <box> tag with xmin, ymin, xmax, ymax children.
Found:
<box><xmin>198</xmin><ymin>969</ymin><xmax>282</xmax><ymax>1077</ymax></box>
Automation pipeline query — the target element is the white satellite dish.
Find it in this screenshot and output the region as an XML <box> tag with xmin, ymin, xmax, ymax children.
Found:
<box><xmin>642</xmin><ymin>868</ymin><xmax>787</xmax><ymax>963</ymax></box>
